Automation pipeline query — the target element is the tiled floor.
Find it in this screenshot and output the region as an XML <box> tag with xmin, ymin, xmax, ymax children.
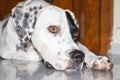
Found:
<box><xmin>0</xmin><ymin>56</ymin><xmax>119</xmax><ymax>80</ymax></box>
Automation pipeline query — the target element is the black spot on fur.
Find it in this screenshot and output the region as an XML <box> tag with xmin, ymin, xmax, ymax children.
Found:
<box><xmin>24</xmin><ymin>12</ymin><xmax>29</xmax><ymax>18</ymax></box>
<box><xmin>15</xmin><ymin>20</ymin><xmax>19</xmax><ymax>24</ymax></box>
<box><xmin>18</xmin><ymin>27</ymin><xmax>27</xmax><ymax>37</ymax></box>
<box><xmin>23</xmin><ymin>19</ymin><xmax>28</xmax><ymax>28</ymax></box>
<box><xmin>29</xmin><ymin>7</ymin><xmax>33</xmax><ymax>11</ymax></box>
<box><xmin>16</xmin><ymin>45</ymin><xmax>27</xmax><ymax>52</ymax></box>
<box><xmin>28</xmin><ymin>32</ymin><xmax>32</xmax><ymax>35</ymax></box>
<box><xmin>33</xmin><ymin>6</ymin><xmax>37</xmax><ymax>10</ymax></box>
<box><xmin>23</xmin><ymin>43</ymin><xmax>27</xmax><ymax>48</ymax></box>
<box><xmin>24</xmin><ymin>36</ymin><xmax>29</xmax><ymax>41</ymax></box>
<box><xmin>39</xmin><ymin>6</ymin><xmax>42</xmax><ymax>9</ymax></box>
<box><xmin>23</xmin><ymin>18</ymin><xmax>28</xmax><ymax>22</ymax></box>
<box><xmin>23</xmin><ymin>22</ymin><xmax>28</xmax><ymax>28</ymax></box>
<box><xmin>34</xmin><ymin>11</ymin><xmax>38</xmax><ymax>15</ymax></box>
<box><xmin>15</xmin><ymin>8</ymin><xmax>23</xmax><ymax>18</ymax></box>
<box><xmin>29</xmin><ymin>19</ymin><xmax>32</xmax><ymax>22</ymax></box>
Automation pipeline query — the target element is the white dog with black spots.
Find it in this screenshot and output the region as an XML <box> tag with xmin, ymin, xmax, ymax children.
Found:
<box><xmin>0</xmin><ymin>0</ymin><xmax>113</xmax><ymax>70</ymax></box>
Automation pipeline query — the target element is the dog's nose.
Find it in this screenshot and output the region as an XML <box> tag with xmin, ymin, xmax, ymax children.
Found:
<box><xmin>70</xmin><ymin>50</ymin><xmax>85</xmax><ymax>63</ymax></box>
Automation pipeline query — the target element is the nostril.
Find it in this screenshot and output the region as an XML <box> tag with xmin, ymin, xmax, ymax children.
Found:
<box><xmin>73</xmin><ymin>53</ymin><xmax>81</xmax><ymax>62</ymax></box>
<box><xmin>70</xmin><ymin>50</ymin><xmax>85</xmax><ymax>63</ymax></box>
<box><xmin>107</xmin><ymin>60</ymin><xmax>110</xmax><ymax>63</ymax></box>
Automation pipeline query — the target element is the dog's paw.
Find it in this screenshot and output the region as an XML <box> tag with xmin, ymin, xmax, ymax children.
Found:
<box><xmin>92</xmin><ymin>56</ymin><xmax>113</xmax><ymax>71</ymax></box>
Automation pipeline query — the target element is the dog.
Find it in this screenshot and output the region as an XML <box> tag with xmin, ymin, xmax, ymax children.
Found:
<box><xmin>0</xmin><ymin>0</ymin><xmax>113</xmax><ymax>70</ymax></box>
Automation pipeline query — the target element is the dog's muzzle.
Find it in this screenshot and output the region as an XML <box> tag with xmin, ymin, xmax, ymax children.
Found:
<box><xmin>44</xmin><ymin>50</ymin><xmax>85</xmax><ymax>70</ymax></box>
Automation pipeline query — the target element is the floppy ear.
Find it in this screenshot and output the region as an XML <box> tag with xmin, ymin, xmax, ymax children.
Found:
<box><xmin>65</xmin><ymin>9</ymin><xmax>80</xmax><ymax>42</ymax></box>
<box><xmin>65</xmin><ymin>9</ymin><xmax>79</xmax><ymax>28</ymax></box>
<box><xmin>11</xmin><ymin>3</ymin><xmax>43</xmax><ymax>49</ymax></box>
<box><xmin>11</xmin><ymin>6</ymin><xmax>36</xmax><ymax>48</ymax></box>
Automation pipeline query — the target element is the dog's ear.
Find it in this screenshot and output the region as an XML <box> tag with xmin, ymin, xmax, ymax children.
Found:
<box><xmin>65</xmin><ymin>10</ymin><xmax>80</xmax><ymax>42</ymax></box>
<box><xmin>11</xmin><ymin>6</ymin><xmax>36</xmax><ymax>47</ymax></box>
<box><xmin>65</xmin><ymin>10</ymin><xmax>79</xmax><ymax>28</ymax></box>
<box><xmin>11</xmin><ymin>2</ymin><xmax>43</xmax><ymax>48</ymax></box>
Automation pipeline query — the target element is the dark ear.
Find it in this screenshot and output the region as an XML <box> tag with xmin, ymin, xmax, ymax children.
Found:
<box><xmin>65</xmin><ymin>10</ymin><xmax>79</xmax><ymax>28</ymax></box>
<box><xmin>65</xmin><ymin>10</ymin><xmax>79</xmax><ymax>42</ymax></box>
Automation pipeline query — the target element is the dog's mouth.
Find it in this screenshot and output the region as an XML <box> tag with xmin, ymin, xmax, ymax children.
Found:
<box><xmin>44</xmin><ymin>61</ymin><xmax>54</xmax><ymax>69</ymax></box>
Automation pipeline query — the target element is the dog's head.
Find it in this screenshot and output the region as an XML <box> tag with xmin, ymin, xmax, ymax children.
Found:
<box><xmin>12</xmin><ymin>0</ymin><xmax>84</xmax><ymax>70</ymax></box>
<box><xmin>32</xmin><ymin>6</ymin><xmax>85</xmax><ymax>70</ymax></box>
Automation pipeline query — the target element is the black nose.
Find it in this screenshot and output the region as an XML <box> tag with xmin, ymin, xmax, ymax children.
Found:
<box><xmin>70</xmin><ymin>50</ymin><xmax>85</xmax><ymax>63</ymax></box>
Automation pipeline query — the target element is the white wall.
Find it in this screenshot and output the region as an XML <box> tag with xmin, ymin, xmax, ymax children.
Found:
<box><xmin>112</xmin><ymin>0</ymin><xmax>120</xmax><ymax>44</ymax></box>
<box><xmin>108</xmin><ymin>0</ymin><xmax>120</xmax><ymax>54</ymax></box>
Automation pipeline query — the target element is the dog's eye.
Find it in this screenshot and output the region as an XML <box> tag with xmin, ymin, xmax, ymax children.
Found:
<box><xmin>48</xmin><ymin>26</ymin><xmax>59</xmax><ymax>33</ymax></box>
<box><xmin>74</xmin><ymin>31</ymin><xmax>79</xmax><ymax>37</ymax></box>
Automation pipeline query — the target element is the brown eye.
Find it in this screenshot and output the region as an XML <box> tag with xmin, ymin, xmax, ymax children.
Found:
<box><xmin>74</xmin><ymin>32</ymin><xmax>79</xmax><ymax>37</ymax></box>
<box><xmin>48</xmin><ymin>26</ymin><xmax>59</xmax><ymax>33</ymax></box>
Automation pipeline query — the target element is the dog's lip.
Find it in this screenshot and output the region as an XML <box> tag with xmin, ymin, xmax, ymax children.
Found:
<box><xmin>44</xmin><ymin>61</ymin><xmax>54</xmax><ymax>69</ymax></box>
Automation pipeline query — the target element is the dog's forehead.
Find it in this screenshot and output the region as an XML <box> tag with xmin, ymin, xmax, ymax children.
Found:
<box><xmin>36</xmin><ymin>6</ymin><xmax>79</xmax><ymax>43</ymax></box>
<box><xmin>37</xmin><ymin>6</ymin><xmax>65</xmax><ymax>22</ymax></box>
